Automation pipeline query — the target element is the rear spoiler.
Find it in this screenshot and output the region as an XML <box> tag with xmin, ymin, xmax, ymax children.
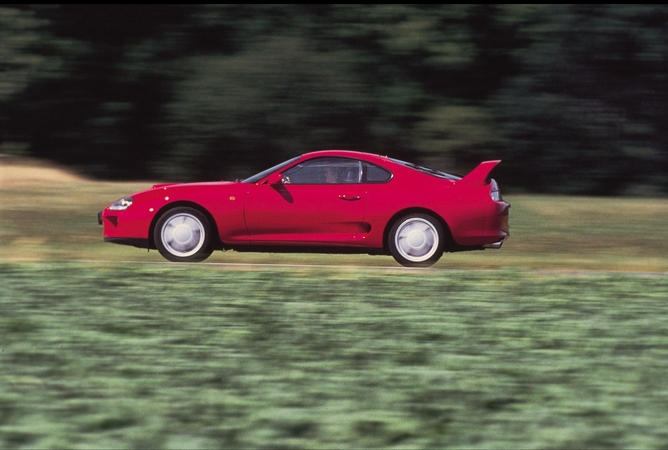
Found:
<box><xmin>457</xmin><ymin>160</ymin><xmax>501</xmax><ymax>186</ymax></box>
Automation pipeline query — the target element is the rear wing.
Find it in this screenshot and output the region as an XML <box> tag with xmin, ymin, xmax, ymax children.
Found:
<box><xmin>457</xmin><ymin>160</ymin><xmax>501</xmax><ymax>186</ymax></box>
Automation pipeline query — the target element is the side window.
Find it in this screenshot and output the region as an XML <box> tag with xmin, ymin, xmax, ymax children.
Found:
<box><xmin>363</xmin><ymin>162</ymin><xmax>392</xmax><ymax>183</ymax></box>
<box><xmin>283</xmin><ymin>158</ymin><xmax>361</xmax><ymax>185</ymax></box>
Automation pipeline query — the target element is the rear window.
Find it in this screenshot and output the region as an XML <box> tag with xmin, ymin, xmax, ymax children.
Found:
<box><xmin>389</xmin><ymin>158</ymin><xmax>461</xmax><ymax>180</ymax></box>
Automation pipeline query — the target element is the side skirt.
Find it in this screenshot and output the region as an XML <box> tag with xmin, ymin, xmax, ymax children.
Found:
<box><xmin>224</xmin><ymin>245</ymin><xmax>385</xmax><ymax>256</ymax></box>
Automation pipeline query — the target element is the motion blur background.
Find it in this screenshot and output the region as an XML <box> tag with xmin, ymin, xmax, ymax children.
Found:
<box><xmin>4</xmin><ymin>7</ymin><xmax>668</xmax><ymax>448</ymax></box>
<box><xmin>1</xmin><ymin>5</ymin><xmax>667</xmax><ymax>195</ymax></box>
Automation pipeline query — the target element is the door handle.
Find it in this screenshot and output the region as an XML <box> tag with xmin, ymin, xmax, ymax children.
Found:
<box><xmin>339</xmin><ymin>195</ymin><xmax>362</xmax><ymax>201</ymax></box>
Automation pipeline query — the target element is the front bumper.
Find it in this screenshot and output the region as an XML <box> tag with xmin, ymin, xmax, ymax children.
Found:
<box><xmin>104</xmin><ymin>237</ymin><xmax>150</xmax><ymax>248</ymax></box>
<box><xmin>98</xmin><ymin>210</ymin><xmax>150</xmax><ymax>249</ymax></box>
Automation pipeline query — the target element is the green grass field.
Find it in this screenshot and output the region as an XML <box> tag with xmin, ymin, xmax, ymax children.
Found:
<box><xmin>2</xmin><ymin>263</ymin><xmax>668</xmax><ymax>448</ymax></box>
<box><xmin>2</xmin><ymin>169</ymin><xmax>668</xmax><ymax>448</ymax></box>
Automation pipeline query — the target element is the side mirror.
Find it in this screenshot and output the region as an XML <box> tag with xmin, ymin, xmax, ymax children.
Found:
<box><xmin>268</xmin><ymin>173</ymin><xmax>283</xmax><ymax>187</ymax></box>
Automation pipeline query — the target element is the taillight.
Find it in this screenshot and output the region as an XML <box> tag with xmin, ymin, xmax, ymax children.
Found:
<box><xmin>490</xmin><ymin>179</ymin><xmax>502</xmax><ymax>201</ymax></box>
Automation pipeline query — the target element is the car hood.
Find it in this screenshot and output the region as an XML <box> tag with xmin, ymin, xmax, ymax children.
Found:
<box><xmin>151</xmin><ymin>181</ymin><xmax>236</xmax><ymax>189</ymax></box>
<box><xmin>117</xmin><ymin>180</ymin><xmax>238</xmax><ymax>203</ymax></box>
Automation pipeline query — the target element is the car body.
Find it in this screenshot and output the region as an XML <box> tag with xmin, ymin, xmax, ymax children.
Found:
<box><xmin>98</xmin><ymin>150</ymin><xmax>509</xmax><ymax>267</ymax></box>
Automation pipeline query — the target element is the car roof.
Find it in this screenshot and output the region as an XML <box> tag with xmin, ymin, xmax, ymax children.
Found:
<box><xmin>301</xmin><ymin>150</ymin><xmax>389</xmax><ymax>162</ymax></box>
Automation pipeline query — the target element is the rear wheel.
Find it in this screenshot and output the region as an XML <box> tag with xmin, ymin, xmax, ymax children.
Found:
<box><xmin>154</xmin><ymin>207</ymin><xmax>213</xmax><ymax>262</ymax></box>
<box><xmin>388</xmin><ymin>214</ymin><xmax>444</xmax><ymax>267</ymax></box>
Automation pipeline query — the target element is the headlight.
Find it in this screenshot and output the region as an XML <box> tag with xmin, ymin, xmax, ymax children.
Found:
<box><xmin>108</xmin><ymin>197</ymin><xmax>134</xmax><ymax>210</ymax></box>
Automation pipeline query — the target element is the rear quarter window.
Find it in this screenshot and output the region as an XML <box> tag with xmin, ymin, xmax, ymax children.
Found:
<box><xmin>364</xmin><ymin>163</ymin><xmax>392</xmax><ymax>183</ymax></box>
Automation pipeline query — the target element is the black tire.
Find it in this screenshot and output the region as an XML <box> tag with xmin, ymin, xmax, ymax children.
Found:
<box><xmin>154</xmin><ymin>207</ymin><xmax>214</xmax><ymax>262</ymax></box>
<box><xmin>388</xmin><ymin>213</ymin><xmax>444</xmax><ymax>267</ymax></box>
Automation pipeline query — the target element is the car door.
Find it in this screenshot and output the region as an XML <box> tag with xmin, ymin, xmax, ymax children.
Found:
<box><xmin>244</xmin><ymin>157</ymin><xmax>367</xmax><ymax>245</ymax></box>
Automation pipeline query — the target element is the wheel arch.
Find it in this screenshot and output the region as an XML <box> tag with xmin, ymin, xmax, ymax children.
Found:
<box><xmin>382</xmin><ymin>207</ymin><xmax>454</xmax><ymax>254</ymax></box>
<box><xmin>148</xmin><ymin>201</ymin><xmax>223</xmax><ymax>250</ymax></box>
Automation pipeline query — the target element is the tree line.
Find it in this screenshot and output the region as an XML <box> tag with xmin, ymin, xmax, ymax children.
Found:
<box><xmin>1</xmin><ymin>5</ymin><xmax>667</xmax><ymax>195</ymax></box>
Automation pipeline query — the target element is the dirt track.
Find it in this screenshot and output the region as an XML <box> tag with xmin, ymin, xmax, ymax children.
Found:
<box><xmin>0</xmin><ymin>155</ymin><xmax>85</xmax><ymax>184</ymax></box>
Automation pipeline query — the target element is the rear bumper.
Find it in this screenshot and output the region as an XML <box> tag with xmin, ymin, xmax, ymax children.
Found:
<box><xmin>482</xmin><ymin>238</ymin><xmax>506</xmax><ymax>249</ymax></box>
<box><xmin>477</xmin><ymin>201</ymin><xmax>509</xmax><ymax>248</ymax></box>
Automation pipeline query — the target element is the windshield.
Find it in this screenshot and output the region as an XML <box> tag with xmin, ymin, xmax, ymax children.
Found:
<box><xmin>241</xmin><ymin>156</ymin><xmax>301</xmax><ymax>183</ymax></box>
<box><xmin>389</xmin><ymin>158</ymin><xmax>461</xmax><ymax>180</ymax></box>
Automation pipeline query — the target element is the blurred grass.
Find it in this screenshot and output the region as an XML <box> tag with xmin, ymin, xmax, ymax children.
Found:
<box><xmin>3</xmin><ymin>173</ymin><xmax>668</xmax><ymax>447</ymax></box>
<box><xmin>1</xmin><ymin>177</ymin><xmax>668</xmax><ymax>271</ymax></box>
<box><xmin>2</xmin><ymin>262</ymin><xmax>668</xmax><ymax>448</ymax></box>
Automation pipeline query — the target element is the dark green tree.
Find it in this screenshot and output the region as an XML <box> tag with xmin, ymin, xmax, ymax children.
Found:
<box><xmin>490</xmin><ymin>5</ymin><xmax>668</xmax><ymax>195</ymax></box>
<box><xmin>1</xmin><ymin>5</ymin><xmax>666</xmax><ymax>194</ymax></box>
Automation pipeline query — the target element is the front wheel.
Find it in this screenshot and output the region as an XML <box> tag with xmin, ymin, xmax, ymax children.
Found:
<box><xmin>388</xmin><ymin>214</ymin><xmax>444</xmax><ymax>267</ymax></box>
<box><xmin>154</xmin><ymin>207</ymin><xmax>214</xmax><ymax>262</ymax></box>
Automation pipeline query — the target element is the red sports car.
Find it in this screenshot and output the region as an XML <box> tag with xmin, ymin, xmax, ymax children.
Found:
<box><xmin>98</xmin><ymin>150</ymin><xmax>509</xmax><ymax>267</ymax></box>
